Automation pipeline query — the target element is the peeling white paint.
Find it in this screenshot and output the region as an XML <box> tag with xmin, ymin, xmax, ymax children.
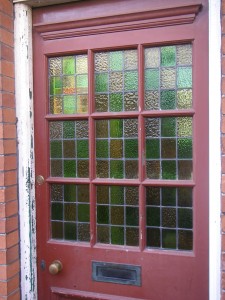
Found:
<box><xmin>14</xmin><ymin>4</ymin><xmax>37</xmax><ymax>300</ymax></box>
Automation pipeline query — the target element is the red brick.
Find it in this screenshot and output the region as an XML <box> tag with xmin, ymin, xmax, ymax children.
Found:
<box><xmin>4</xmin><ymin>187</ymin><xmax>17</xmax><ymax>203</ymax></box>
<box><xmin>222</xmin><ymin>195</ymin><xmax>225</xmax><ymax>213</ymax></box>
<box><xmin>222</xmin><ymin>234</ymin><xmax>225</xmax><ymax>251</ymax></box>
<box><xmin>1</xmin><ymin>61</ymin><xmax>14</xmax><ymax>79</ymax></box>
<box><xmin>0</xmin><ymin>140</ymin><xmax>17</xmax><ymax>155</ymax></box>
<box><xmin>0</xmin><ymin>216</ymin><xmax>18</xmax><ymax>234</ymax></box>
<box><xmin>3</xmin><ymin>125</ymin><xmax>16</xmax><ymax>139</ymax></box>
<box><xmin>6</xmin><ymin>245</ymin><xmax>19</xmax><ymax>264</ymax></box>
<box><xmin>222</xmin><ymin>175</ymin><xmax>225</xmax><ymax>193</ymax></box>
<box><xmin>2</xmin><ymin>77</ymin><xmax>14</xmax><ymax>93</ymax></box>
<box><xmin>223</xmin><ymin>0</ymin><xmax>225</xmax><ymax>15</ymax></box>
<box><xmin>0</xmin><ymin>28</ymin><xmax>13</xmax><ymax>48</ymax></box>
<box><xmin>222</xmin><ymin>215</ymin><xmax>225</xmax><ymax>232</ymax></box>
<box><xmin>0</xmin><ymin>12</ymin><xmax>13</xmax><ymax>32</ymax></box>
<box><xmin>0</xmin><ymin>44</ymin><xmax>13</xmax><ymax>62</ymax></box>
<box><xmin>222</xmin><ymin>36</ymin><xmax>225</xmax><ymax>55</ymax></box>
<box><xmin>0</xmin><ymin>1</ymin><xmax>13</xmax><ymax>17</ymax></box>
<box><xmin>223</xmin><ymin>96</ymin><xmax>225</xmax><ymax>114</ymax></box>
<box><xmin>0</xmin><ymin>93</ymin><xmax>15</xmax><ymax>108</ymax></box>
<box><xmin>6</xmin><ymin>231</ymin><xmax>19</xmax><ymax>249</ymax></box>
<box><xmin>3</xmin><ymin>156</ymin><xmax>17</xmax><ymax>171</ymax></box>
<box><xmin>5</xmin><ymin>201</ymin><xmax>18</xmax><ymax>218</ymax></box>
<box><xmin>222</xmin><ymin>76</ymin><xmax>225</xmax><ymax>94</ymax></box>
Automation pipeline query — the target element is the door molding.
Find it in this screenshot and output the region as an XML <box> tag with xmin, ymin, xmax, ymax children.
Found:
<box><xmin>14</xmin><ymin>0</ymin><xmax>220</xmax><ymax>299</ymax></box>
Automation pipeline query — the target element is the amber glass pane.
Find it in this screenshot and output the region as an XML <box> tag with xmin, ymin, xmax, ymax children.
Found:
<box><xmin>145</xmin><ymin>117</ymin><xmax>192</xmax><ymax>180</ymax></box>
<box><xmin>96</xmin><ymin>119</ymin><xmax>138</xmax><ymax>179</ymax></box>
<box><xmin>146</xmin><ymin>186</ymin><xmax>193</xmax><ymax>250</ymax></box>
<box><xmin>144</xmin><ymin>44</ymin><xmax>192</xmax><ymax>110</ymax></box>
<box><xmin>50</xmin><ymin>121</ymin><xmax>89</xmax><ymax>178</ymax></box>
<box><xmin>94</xmin><ymin>50</ymin><xmax>138</xmax><ymax>112</ymax></box>
<box><xmin>51</xmin><ymin>184</ymin><xmax>90</xmax><ymax>241</ymax></box>
<box><xmin>97</xmin><ymin>185</ymin><xmax>139</xmax><ymax>246</ymax></box>
<box><xmin>49</xmin><ymin>54</ymin><xmax>88</xmax><ymax>114</ymax></box>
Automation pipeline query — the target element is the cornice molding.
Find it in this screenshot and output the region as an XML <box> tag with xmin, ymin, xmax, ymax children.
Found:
<box><xmin>33</xmin><ymin>4</ymin><xmax>202</xmax><ymax>41</ymax></box>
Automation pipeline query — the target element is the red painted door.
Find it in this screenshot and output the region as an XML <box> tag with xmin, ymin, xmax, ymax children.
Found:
<box><xmin>33</xmin><ymin>1</ymin><xmax>208</xmax><ymax>299</ymax></box>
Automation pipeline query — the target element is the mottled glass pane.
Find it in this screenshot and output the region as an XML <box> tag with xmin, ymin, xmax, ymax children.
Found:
<box><xmin>97</xmin><ymin>186</ymin><xmax>109</xmax><ymax>204</ymax></box>
<box><xmin>161</xmin><ymin>68</ymin><xmax>176</xmax><ymax>89</ymax></box>
<box><xmin>125</xmin><ymin>50</ymin><xmax>138</xmax><ymax>70</ymax></box>
<box><xmin>50</xmin><ymin>141</ymin><xmax>62</xmax><ymax>158</ymax></box>
<box><xmin>96</xmin><ymin>140</ymin><xmax>108</xmax><ymax>158</ymax></box>
<box><xmin>64</xmin><ymin>160</ymin><xmax>76</xmax><ymax>177</ymax></box>
<box><xmin>177</xmin><ymin>67</ymin><xmax>192</xmax><ymax>88</ymax></box>
<box><xmin>145</xmin><ymin>48</ymin><xmax>160</xmax><ymax>68</ymax></box>
<box><xmin>177</xmin><ymin>89</ymin><xmax>192</xmax><ymax>109</ymax></box>
<box><xmin>97</xmin><ymin>205</ymin><xmax>109</xmax><ymax>224</ymax></box>
<box><xmin>145</xmin><ymin>118</ymin><xmax>160</xmax><ymax>137</ymax></box>
<box><xmin>51</xmin><ymin>184</ymin><xmax>90</xmax><ymax>242</ymax></box>
<box><xmin>178</xmin><ymin>138</ymin><xmax>192</xmax><ymax>158</ymax></box>
<box><xmin>162</xmin><ymin>229</ymin><xmax>176</xmax><ymax>249</ymax></box>
<box><xmin>95</xmin><ymin>73</ymin><xmax>108</xmax><ymax>92</ymax></box>
<box><xmin>161</xmin><ymin>46</ymin><xmax>176</xmax><ymax>67</ymax></box>
<box><xmin>111</xmin><ymin>186</ymin><xmax>124</xmax><ymax>204</ymax></box>
<box><xmin>49</xmin><ymin>54</ymin><xmax>88</xmax><ymax>114</ymax></box>
<box><xmin>145</xmin><ymin>91</ymin><xmax>160</xmax><ymax>110</ymax></box>
<box><xmin>162</xmin><ymin>187</ymin><xmax>176</xmax><ymax>206</ymax></box>
<box><xmin>109</xmin><ymin>72</ymin><xmax>123</xmax><ymax>92</ymax></box>
<box><xmin>124</xmin><ymin>119</ymin><xmax>138</xmax><ymax>137</ymax></box>
<box><xmin>76</xmin><ymin>120</ymin><xmax>88</xmax><ymax>138</ymax></box>
<box><xmin>97</xmin><ymin>226</ymin><xmax>109</xmax><ymax>243</ymax></box>
<box><xmin>177</xmin><ymin>117</ymin><xmax>192</xmax><ymax>137</ymax></box>
<box><xmin>125</xmin><ymin>139</ymin><xmax>138</xmax><ymax>158</ymax></box>
<box><xmin>146</xmin><ymin>187</ymin><xmax>160</xmax><ymax>205</ymax></box>
<box><xmin>145</xmin><ymin>69</ymin><xmax>159</xmax><ymax>90</ymax></box>
<box><xmin>77</xmin><ymin>140</ymin><xmax>89</xmax><ymax>158</ymax></box>
<box><xmin>126</xmin><ymin>186</ymin><xmax>139</xmax><ymax>205</ymax></box>
<box><xmin>124</xmin><ymin>92</ymin><xmax>138</xmax><ymax>111</ymax></box>
<box><xmin>110</xmin><ymin>140</ymin><xmax>123</xmax><ymax>158</ymax></box>
<box><xmin>63</xmin><ymin>121</ymin><xmax>75</xmax><ymax>139</ymax></box>
<box><xmin>161</xmin><ymin>139</ymin><xmax>176</xmax><ymax>158</ymax></box>
<box><xmin>126</xmin><ymin>227</ymin><xmax>139</xmax><ymax>246</ymax></box>
<box><xmin>160</xmin><ymin>90</ymin><xmax>176</xmax><ymax>110</ymax></box>
<box><xmin>146</xmin><ymin>228</ymin><xmax>160</xmax><ymax>247</ymax></box>
<box><xmin>161</xmin><ymin>117</ymin><xmax>176</xmax><ymax>137</ymax></box>
<box><xmin>178</xmin><ymin>230</ymin><xmax>193</xmax><ymax>250</ymax></box>
<box><xmin>177</xmin><ymin>44</ymin><xmax>192</xmax><ymax>65</ymax></box>
<box><xmin>146</xmin><ymin>161</ymin><xmax>160</xmax><ymax>179</ymax></box>
<box><xmin>111</xmin><ymin>206</ymin><xmax>124</xmax><ymax>225</ymax></box>
<box><xmin>96</xmin><ymin>160</ymin><xmax>109</xmax><ymax>178</ymax></box>
<box><xmin>110</xmin><ymin>119</ymin><xmax>123</xmax><ymax>138</ymax></box>
<box><xmin>110</xmin><ymin>51</ymin><xmax>123</xmax><ymax>71</ymax></box>
<box><xmin>111</xmin><ymin>227</ymin><xmax>124</xmax><ymax>245</ymax></box>
<box><xmin>51</xmin><ymin>184</ymin><xmax>63</xmax><ymax>202</ymax></box>
<box><xmin>178</xmin><ymin>160</ymin><xmax>192</xmax><ymax>180</ymax></box>
<box><xmin>77</xmin><ymin>160</ymin><xmax>89</xmax><ymax>177</ymax></box>
<box><xmin>178</xmin><ymin>208</ymin><xmax>192</xmax><ymax>229</ymax></box>
<box><xmin>110</xmin><ymin>93</ymin><xmax>123</xmax><ymax>112</ymax></box>
<box><xmin>162</xmin><ymin>160</ymin><xmax>176</xmax><ymax>179</ymax></box>
<box><xmin>162</xmin><ymin>208</ymin><xmax>176</xmax><ymax>227</ymax></box>
<box><xmin>51</xmin><ymin>160</ymin><xmax>63</xmax><ymax>177</ymax></box>
<box><xmin>178</xmin><ymin>188</ymin><xmax>192</xmax><ymax>207</ymax></box>
<box><xmin>125</xmin><ymin>160</ymin><xmax>138</xmax><ymax>179</ymax></box>
<box><xmin>95</xmin><ymin>94</ymin><xmax>108</xmax><ymax>112</ymax></box>
<box><xmin>124</xmin><ymin>71</ymin><xmax>138</xmax><ymax>91</ymax></box>
<box><xmin>95</xmin><ymin>52</ymin><xmax>108</xmax><ymax>72</ymax></box>
<box><xmin>110</xmin><ymin>160</ymin><xmax>123</xmax><ymax>179</ymax></box>
<box><xmin>96</xmin><ymin>120</ymin><xmax>108</xmax><ymax>138</ymax></box>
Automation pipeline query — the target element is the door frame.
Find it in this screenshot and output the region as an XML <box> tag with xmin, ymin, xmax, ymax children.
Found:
<box><xmin>13</xmin><ymin>0</ymin><xmax>221</xmax><ymax>299</ymax></box>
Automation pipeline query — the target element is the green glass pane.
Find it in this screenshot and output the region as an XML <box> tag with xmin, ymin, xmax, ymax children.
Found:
<box><xmin>145</xmin><ymin>69</ymin><xmax>159</xmax><ymax>90</ymax></box>
<box><xmin>97</xmin><ymin>226</ymin><xmax>109</xmax><ymax>243</ymax></box>
<box><xmin>97</xmin><ymin>205</ymin><xmax>109</xmax><ymax>224</ymax></box>
<box><xmin>78</xmin><ymin>204</ymin><xmax>89</xmax><ymax>222</ymax></box>
<box><xmin>126</xmin><ymin>187</ymin><xmax>138</xmax><ymax>205</ymax></box>
<box><xmin>178</xmin><ymin>188</ymin><xmax>192</xmax><ymax>207</ymax></box>
<box><xmin>162</xmin><ymin>229</ymin><xmax>176</xmax><ymax>249</ymax></box>
<box><xmin>96</xmin><ymin>140</ymin><xmax>108</xmax><ymax>158</ymax></box>
<box><xmin>64</xmin><ymin>95</ymin><xmax>76</xmax><ymax>114</ymax></box>
<box><xmin>110</xmin><ymin>160</ymin><xmax>123</xmax><ymax>179</ymax></box>
<box><xmin>96</xmin><ymin>120</ymin><xmax>108</xmax><ymax>138</ymax></box>
<box><xmin>64</xmin><ymin>160</ymin><xmax>76</xmax><ymax>177</ymax></box>
<box><xmin>146</xmin><ymin>138</ymin><xmax>160</xmax><ymax>159</ymax></box>
<box><xmin>124</xmin><ymin>71</ymin><xmax>138</xmax><ymax>91</ymax></box>
<box><xmin>77</xmin><ymin>160</ymin><xmax>89</xmax><ymax>178</ymax></box>
<box><xmin>126</xmin><ymin>207</ymin><xmax>139</xmax><ymax>226</ymax></box>
<box><xmin>146</xmin><ymin>207</ymin><xmax>160</xmax><ymax>226</ymax></box>
<box><xmin>110</xmin><ymin>51</ymin><xmax>123</xmax><ymax>71</ymax></box>
<box><xmin>97</xmin><ymin>186</ymin><xmax>109</xmax><ymax>204</ymax></box>
<box><xmin>161</xmin><ymin>139</ymin><xmax>176</xmax><ymax>158</ymax></box>
<box><xmin>77</xmin><ymin>140</ymin><xmax>88</xmax><ymax>158</ymax></box>
<box><xmin>110</xmin><ymin>139</ymin><xmax>123</xmax><ymax>158</ymax></box>
<box><xmin>65</xmin><ymin>223</ymin><xmax>76</xmax><ymax>240</ymax></box>
<box><xmin>51</xmin><ymin>222</ymin><xmax>63</xmax><ymax>239</ymax></box>
<box><xmin>50</xmin><ymin>77</ymin><xmax>62</xmax><ymax>95</ymax></box>
<box><xmin>63</xmin><ymin>56</ymin><xmax>75</xmax><ymax>75</ymax></box>
<box><xmin>162</xmin><ymin>187</ymin><xmax>176</xmax><ymax>206</ymax></box>
<box><xmin>111</xmin><ymin>206</ymin><xmax>124</xmax><ymax>225</ymax></box>
<box><xmin>50</xmin><ymin>141</ymin><xmax>62</xmax><ymax>158</ymax></box>
<box><xmin>161</xmin><ymin>118</ymin><xmax>176</xmax><ymax>137</ymax></box>
<box><xmin>63</xmin><ymin>140</ymin><xmax>75</xmax><ymax>158</ymax></box>
<box><xmin>125</xmin><ymin>160</ymin><xmax>138</xmax><ymax>179</ymax></box>
<box><xmin>161</xmin><ymin>46</ymin><xmax>176</xmax><ymax>67</ymax></box>
<box><xmin>76</xmin><ymin>55</ymin><xmax>88</xmax><ymax>74</ymax></box>
<box><xmin>146</xmin><ymin>187</ymin><xmax>160</xmax><ymax>205</ymax></box>
<box><xmin>63</xmin><ymin>76</ymin><xmax>75</xmax><ymax>94</ymax></box>
<box><xmin>64</xmin><ymin>203</ymin><xmax>76</xmax><ymax>221</ymax></box>
<box><xmin>110</xmin><ymin>119</ymin><xmax>123</xmax><ymax>138</ymax></box>
<box><xmin>109</xmin><ymin>72</ymin><xmax>123</xmax><ymax>92</ymax></box>
<box><xmin>146</xmin><ymin>160</ymin><xmax>160</xmax><ymax>179</ymax></box>
<box><xmin>162</xmin><ymin>160</ymin><xmax>176</xmax><ymax>179</ymax></box>
<box><xmin>177</xmin><ymin>67</ymin><xmax>192</xmax><ymax>88</ymax></box>
<box><xmin>126</xmin><ymin>227</ymin><xmax>139</xmax><ymax>246</ymax></box>
<box><xmin>64</xmin><ymin>185</ymin><xmax>76</xmax><ymax>202</ymax></box>
<box><xmin>78</xmin><ymin>185</ymin><xmax>89</xmax><ymax>202</ymax></box>
<box><xmin>125</xmin><ymin>139</ymin><xmax>138</xmax><ymax>158</ymax></box>
<box><xmin>162</xmin><ymin>208</ymin><xmax>176</xmax><ymax>227</ymax></box>
<box><xmin>111</xmin><ymin>227</ymin><xmax>124</xmax><ymax>245</ymax></box>
<box><xmin>96</xmin><ymin>160</ymin><xmax>109</xmax><ymax>178</ymax></box>
<box><xmin>146</xmin><ymin>228</ymin><xmax>160</xmax><ymax>248</ymax></box>
<box><xmin>178</xmin><ymin>230</ymin><xmax>193</xmax><ymax>250</ymax></box>
<box><xmin>95</xmin><ymin>73</ymin><xmax>108</xmax><ymax>92</ymax></box>
<box><xmin>63</xmin><ymin>121</ymin><xmax>75</xmax><ymax>138</ymax></box>
<box><xmin>77</xmin><ymin>75</ymin><xmax>88</xmax><ymax>93</ymax></box>
<box><xmin>177</xmin><ymin>89</ymin><xmax>192</xmax><ymax>109</ymax></box>
<box><xmin>51</xmin><ymin>203</ymin><xmax>63</xmax><ymax>220</ymax></box>
<box><xmin>177</xmin><ymin>117</ymin><xmax>192</xmax><ymax>137</ymax></box>
<box><xmin>111</xmin><ymin>186</ymin><xmax>124</xmax><ymax>204</ymax></box>
<box><xmin>78</xmin><ymin>223</ymin><xmax>90</xmax><ymax>241</ymax></box>
<box><xmin>178</xmin><ymin>208</ymin><xmax>192</xmax><ymax>229</ymax></box>
<box><xmin>160</xmin><ymin>90</ymin><xmax>176</xmax><ymax>110</ymax></box>
<box><xmin>178</xmin><ymin>138</ymin><xmax>192</xmax><ymax>158</ymax></box>
<box><xmin>110</xmin><ymin>93</ymin><xmax>123</xmax><ymax>112</ymax></box>
<box><xmin>51</xmin><ymin>160</ymin><xmax>63</xmax><ymax>177</ymax></box>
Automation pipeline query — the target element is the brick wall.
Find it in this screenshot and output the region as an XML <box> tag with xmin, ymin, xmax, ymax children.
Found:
<box><xmin>0</xmin><ymin>1</ymin><xmax>20</xmax><ymax>299</ymax></box>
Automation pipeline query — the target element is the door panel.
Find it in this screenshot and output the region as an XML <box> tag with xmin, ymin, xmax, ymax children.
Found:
<box><xmin>33</xmin><ymin>1</ymin><xmax>208</xmax><ymax>299</ymax></box>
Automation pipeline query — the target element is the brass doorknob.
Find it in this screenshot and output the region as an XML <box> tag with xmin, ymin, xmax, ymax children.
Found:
<box><xmin>49</xmin><ymin>260</ymin><xmax>63</xmax><ymax>275</ymax></box>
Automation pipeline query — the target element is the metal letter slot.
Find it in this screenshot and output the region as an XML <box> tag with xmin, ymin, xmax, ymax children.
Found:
<box><xmin>92</xmin><ymin>261</ymin><xmax>141</xmax><ymax>286</ymax></box>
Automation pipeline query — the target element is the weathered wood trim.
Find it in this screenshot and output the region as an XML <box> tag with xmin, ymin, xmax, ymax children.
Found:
<box><xmin>33</xmin><ymin>4</ymin><xmax>202</xmax><ymax>40</ymax></box>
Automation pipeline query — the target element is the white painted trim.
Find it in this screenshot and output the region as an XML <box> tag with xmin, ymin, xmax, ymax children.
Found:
<box><xmin>209</xmin><ymin>0</ymin><xmax>221</xmax><ymax>299</ymax></box>
<box><xmin>14</xmin><ymin>4</ymin><xmax>37</xmax><ymax>300</ymax></box>
<box><xmin>13</xmin><ymin>1</ymin><xmax>220</xmax><ymax>299</ymax></box>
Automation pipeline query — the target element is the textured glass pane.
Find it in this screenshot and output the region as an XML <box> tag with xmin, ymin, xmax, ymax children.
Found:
<box><xmin>76</xmin><ymin>120</ymin><xmax>88</xmax><ymax>138</ymax></box>
<box><xmin>64</xmin><ymin>185</ymin><xmax>76</xmax><ymax>202</ymax></box>
<box><xmin>178</xmin><ymin>230</ymin><xmax>193</xmax><ymax>250</ymax></box>
<box><xmin>96</xmin><ymin>120</ymin><xmax>108</xmax><ymax>138</ymax></box>
<box><xmin>64</xmin><ymin>95</ymin><xmax>76</xmax><ymax>114</ymax></box>
<box><xmin>77</xmin><ymin>140</ymin><xmax>89</xmax><ymax>158</ymax></box>
<box><xmin>145</xmin><ymin>48</ymin><xmax>160</xmax><ymax>68</ymax></box>
<box><xmin>177</xmin><ymin>44</ymin><xmax>192</xmax><ymax>65</ymax></box>
<box><xmin>97</xmin><ymin>226</ymin><xmax>109</xmax><ymax>243</ymax></box>
<box><xmin>162</xmin><ymin>160</ymin><xmax>176</xmax><ymax>179</ymax></box>
<box><xmin>51</xmin><ymin>160</ymin><xmax>62</xmax><ymax>177</ymax></box>
<box><xmin>124</xmin><ymin>71</ymin><xmax>138</xmax><ymax>91</ymax></box>
<box><xmin>76</xmin><ymin>55</ymin><xmax>88</xmax><ymax>74</ymax></box>
<box><xmin>145</xmin><ymin>91</ymin><xmax>160</xmax><ymax>110</ymax></box>
<box><xmin>51</xmin><ymin>141</ymin><xmax>62</xmax><ymax>158</ymax></box>
<box><xmin>64</xmin><ymin>203</ymin><xmax>76</xmax><ymax>221</ymax></box>
<box><xmin>162</xmin><ymin>187</ymin><xmax>176</xmax><ymax>206</ymax></box>
<box><xmin>109</xmin><ymin>72</ymin><xmax>123</xmax><ymax>92</ymax></box>
<box><xmin>95</xmin><ymin>94</ymin><xmax>108</xmax><ymax>112</ymax></box>
<box><xmin>50</xmin><ymin>77</ymin><xmax>62</xmax><ymax>95</ymax></box>
<box><xmin>124</xmin><ymin>92</ymin><xmax>138</xmax><ymax>111</ymax></box>
<box><xmin>77</xmin><ymin>94</ymin><xmax>88</xmax><ymax>113</ymax></box>
<box><xmin>147</xmin><ymin>207</ymin><xmax>160</xmax><ymax>226</ymax></box>
<box><xmin>78</xmin><ymin>204</ymin><xmax>89</xmax><ymax>222</ymax></box>
<box><xmin>63</xmin><ymin>76</ymin><xmax>75</xmax><ymax>94</ymax></box>
<box><xmin>77</xmin><ymin>75</ymin><xmax>88</xmax><ymax>93</ymax></box>
<box><xmin>97</xmin><ymin>186</ymin><xmax>109</xmax><ymax>204</ymax></box>
<box><xmin>65</xmin><ymin>223</ymin><xmax>76</xmax><ymax>240</ymax></box>
<box><xmin>77</xmin><ymin>160</ymin><xmax>89</xmax><ymax>177</ymax></box>
<box><xmin>126</xmin><ymin>227</ymin><xmax>139</xmax><ymax>246</ymax></box>
<box><xmin>110</xmin><ymin>160</ymin><xmax>123</xmax><ymax>179</ymax></box>
<box><xmin>160</xmin><ymin>90</ymin><xmax>176</xmax><ymax>110</ymax></box>
<box><xmin>146</xmin><ymin>139</ymin><xmax>160</xmax><ymax>159</ymax></box>
<box><xmin>178</xmin><ymin>160</ymin><xmax>192</xmax><ymax>180</ymax></box>
<box><xmin>162</xmin><ymin>230</ymin><xmax>176</xmax><ymax>249</ymax></box>
<box><xmin>147</xmin><ymin>228</ymin><xmax>160</xmax><ymax>247</ymax></box>
<box><xmin>177</xmin><ymin>89</ymin><xmax>192</xmax><ymax>109</ymax></box>
<box><xmin>145</xmin><ymin>69</ymin><xmax>159</xmax><ymax>90</ymax></box>
<box><xmin>110</xmin><ymin>119</ymin><xmax>123</xmax><ymax>138</ymax></box>
<box><xmin>64</xmin><ymin>160</ymin><xmax>76</xmax><ymax>177</ymax></box>
<box><xmin>178</xmin><ymin>208</ymin><xmax>192</xmax><ymax>229</ymax></box>
<box><xmin>63</xmin><ymin>56</ymin><xmax>75</xmax><ymax>75</ymax></box>
<box><xmin>146</xmin><ymin>187</ymin><xmax>160</xmax><ymax>205</ymax></box>
<box><xmin>97</xmin><ymin>206</ymin><xmax>109</xmax><ymax>224</ymax></box>
<box><xmin>95</xmin><ymin>52</ymin><xmax>108</xmax><ymax>72</ymax></box>
<box><xmin>50</xmin><ymin>96</ymin><xmax>63</xmax><ymax>114</ymax></box>
<box><xmin>177</xmin><ymin>117</ymin><xmax>192</xmax><ymax>137</ymax></box>
<box><xmin>125</xmin><ymin>50</ymin><xmax>138</xmax><ymax>70</ymax></box>
<box><xmin>177</xmin><ymin>67</ymin><xmax>192</xmax><ymax>88</ymax></box>
<box><xmin>52</xmin><ymin>222</ymin><xmax>63</xmax><ymax>239</ymax></box>
<box><xmin>178</xmin><ymin>138</ymin><xmax>192</xmax><ymax>158</ymax></box>
<box><xmin>51</xmin><ymin>184</ymin><xmax>63</xmax><ymax>202</ymax></box>
<box><xmin>162</xmin><ymin>208</ymin><xmax>176</xmax><ymax>227</ymax></box>
<box><xmin>111</xmin><ymin>227</ymin><xmax>124</xmax><ymax>245</ymax></box>
<box><xmin>110</xmin><ymin>93</ymin><xmax>123</xmax><ymax>112</ymax></box>
<box><xmin>52</xmin><ymin>203</ymin><xmax>63</xmax><ymax>220</ymax></box>
<box><xmin>96</xmin><ymin>160</ymin><xmax>109</xmax><ymax>178</ymax></box>
<box><xmin>124</xmin><ymin>119</ymin><xmax>138</xmax><ymax>137</ymax></box>
<box><xmin>111</xmin><ymin>206</ymin><xmax>124</xmax><ymax>225</ymax></box>
<box><xmin>49</xmin><ymin>58</ymin><xmax>62</xmax><ymax>76</ymax></box>
<box><xmin>161</xmin><ymin>46</ymin><xmax>176</xmax><ymax>67</ymax></box>
<box><xmin>95</xmin><ymin>74</ymin><xmax>108</xmax><ymax>92</ymax></box>
<box><xmin>178</xmin><ymin>188</ymin><xmax>192</xmax><ymax>207</ymax></box>
<box><xmin>96</xmin><ymin>140</ymin><xmax>108</xmax><ymax>158</ymax></box>
<box><xmin>110</xmin><ymin>51</ymin><xmax>123</xmax><ymax>71</ymax></box>
<box><xmin>145</xmin><ymin>118</ymin><xmax>160</xmax><ymax>137</ymax></box>
<box><xmin>110</xmin><ymin>140</ymin><xmax>123</xmax><ymax>158</ymax></box>
<box><xmin>161</xmin><ymin>117</ymin><xmax>176</xmax><ymax>137</ymax></box>
<box><xmin>161</xmin><ymin>139</ymin><xmax>176</xmax><ymax>158</ymax></box>
<box><xmin>146</xmin><ymin>161</ymin><xmax>160</xmax><ymax>179</ymax></box>
<box><xmin>125</xmin><ymin>139</ymin><xmax>138</xmax><ymax>158</ymax></box>
<box><xmin>161</xmin><ymin>68</ymin><xmax>176</xmax><ymax>89</ymax></box>
<box><xmin>125</xmin><ymin>160</ymin><xmax>138</xmax><ymax>179</ymax></box>
<box><xmin>78</xmin><ymin>224</ymin><xmax>90</xmax><ymax>241</ymax></box>
<box><xmin>63</xmin><ymin>121</ymin><xmax>75</xmax><ymax>138</ymax></box>
<box><xmin>111</xmin><ymin>186</ymin><xmax>124</xmax><ymax>204</ymax></box>
<box><xmin>126</xmin><ymin>187</ymin><xmax>138</xmax><ymax>205</ymax></box>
